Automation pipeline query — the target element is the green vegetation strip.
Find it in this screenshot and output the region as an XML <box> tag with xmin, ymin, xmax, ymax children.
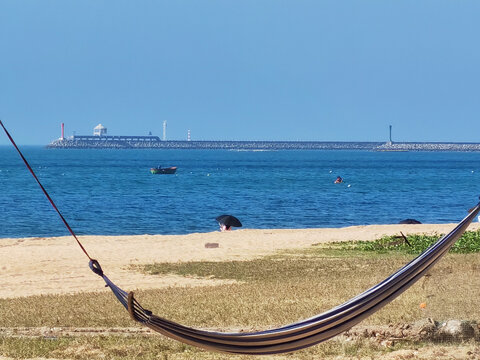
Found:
<box><xmin>325</xmin><ymin>230</ymin><xmax>480</xmax><ymax>254</ymax></box>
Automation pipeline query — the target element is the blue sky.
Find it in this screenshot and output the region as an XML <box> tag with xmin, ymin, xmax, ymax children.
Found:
<box><xmin>1</xmin><ymin>1</ymin><xmax>479</xmax><ymax>145</ymax></box>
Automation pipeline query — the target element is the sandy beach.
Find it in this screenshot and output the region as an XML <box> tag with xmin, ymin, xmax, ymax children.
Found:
<box><xmin>2</xmin><ymin>222</ymin><xmax>479</xmax><ymax>299</ymax></box>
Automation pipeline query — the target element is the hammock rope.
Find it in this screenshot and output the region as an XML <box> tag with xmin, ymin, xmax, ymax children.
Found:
<box><xmin>0</xmin><ymin>120</ymin><xmax>94</xmax><ymax>262</ymax></box>
<box><xmin>2</xmin><ymin>119</ymin><xmax>479</xmax><ymax>355</ymax></box>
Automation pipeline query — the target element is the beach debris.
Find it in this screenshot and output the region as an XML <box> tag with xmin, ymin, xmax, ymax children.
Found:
<box><xmin>399</xmin><ymin>231</ymin><xmax>412</xmax><ymax>247</ymax></box>
<box><xmin>205</xmin><ymin>242</ymin><xmax>219</xmax><ymax>248</ymax></box>
<box><xmin>412</xmin><ymin>318</ymin><xmax>437</xmax><ymax>338</ymax></box>
<box><xmin>344</xmin><ymin>318</ymin><xmax>478</xmax><ymax>344</ymax></box>
<box><xmin>386</xmin><ymin>232</ymin><xmax>412</xmax><ymax>248</ymax></box>
<box><xmin>419</xmin><ymin>302</ymin><xmax>427</xmax><ymax>309</ymax></box>
<box><xmin>435</xmin><ymin>320</ymin><xmax>475</xmax><ymax>341</ymax></box>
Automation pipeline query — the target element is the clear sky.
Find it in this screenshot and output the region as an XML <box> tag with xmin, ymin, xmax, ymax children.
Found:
<box><xmin>1</xmin><ymin>1</ymin><xmax>479</xmax><ymax>145</ymax></box>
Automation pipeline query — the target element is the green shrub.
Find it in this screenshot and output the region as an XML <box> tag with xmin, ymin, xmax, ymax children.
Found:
<box><xmin>331</xmin><ymin>230</ymin><xmax>480</xmax><ymax>255</ymax></box>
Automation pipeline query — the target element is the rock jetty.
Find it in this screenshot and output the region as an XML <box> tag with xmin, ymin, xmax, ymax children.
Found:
<box><xmin>47</xmin><ymin>139</ymin><xmax>382</xmax><ymax>150</ymax></box>
<box><xmin>46</xmin><ymin>139</ymin><xmax>480</xmax><ymax>151</ymax></box>
<box><xmin>375</xmin><ymin>142</ymin><xmax>480</xmax><ymax>152</ymax></box>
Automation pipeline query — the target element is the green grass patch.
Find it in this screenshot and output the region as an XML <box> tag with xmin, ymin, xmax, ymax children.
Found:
<box><xmin>322</xmin><ymin>230</ymin><xmax>480</xmax><ymax>255</ymax></box>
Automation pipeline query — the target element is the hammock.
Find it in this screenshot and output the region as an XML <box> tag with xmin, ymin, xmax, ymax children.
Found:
<box><xmin>2</xmin><ymin>120</ymin><xmax>479</xmax><ymax>355</ymax></box>
<box><xmin>92</xmin><ymin>205</ymin><xmax>480</xmax><ymax>355</ymax></box>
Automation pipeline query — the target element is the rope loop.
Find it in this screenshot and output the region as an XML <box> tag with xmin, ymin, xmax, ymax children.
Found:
<box><xmin>89</xmin><ymin>259</ymin><xmax>104</xmax><ymax>277</ymax></box>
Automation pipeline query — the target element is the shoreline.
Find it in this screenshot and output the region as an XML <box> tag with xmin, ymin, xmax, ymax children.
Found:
<box><xmin>2</xmin><ymin>222</ymin><xmax>479</xmax><ymax>299</ymax></box>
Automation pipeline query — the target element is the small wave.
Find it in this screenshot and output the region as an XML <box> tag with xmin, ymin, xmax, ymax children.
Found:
<box><xmin>228</xmin><ymin>149</ymin><xmax>276</xmax><ymax>152</ymax></box>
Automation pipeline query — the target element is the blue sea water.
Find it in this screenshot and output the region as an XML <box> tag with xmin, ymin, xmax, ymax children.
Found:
<box><xmin>1</xmin><ymin>146</ymin><xmax>480</xmax><ymax>238</ymax></box>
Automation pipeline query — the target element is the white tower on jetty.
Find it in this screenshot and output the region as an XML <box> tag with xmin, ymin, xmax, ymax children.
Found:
<box><xmin>187</xmin><ymin>129</ymin><xmax>191</xmax><ymax>141</ymax></box>
<box><xmin>163</xmin><ymin>120</ymin><xmax>167</xmax><ymax>141</ymax></box>
<box><xmin>93</xmin><ymin>124</ymin><xmax>107</xmax><ymax>136</ymax></box>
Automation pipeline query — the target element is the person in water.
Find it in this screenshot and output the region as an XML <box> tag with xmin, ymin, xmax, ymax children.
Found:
<box><xmin>334</xmin><ymin>176</ymin><xmax>343</xmax><ymax>184</ymax></box>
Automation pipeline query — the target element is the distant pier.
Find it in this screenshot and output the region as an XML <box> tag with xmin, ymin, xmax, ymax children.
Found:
<box><xmin>47</xmin><ymin>138</ymin><xmax>382</xmax><ymax>150</ymax></box>
<box><xmin>46</xmin><ymin>138</ymin><xmax>480</xmax><ymax>151</ymax></box>
<box><xmin>47</xmin><ymin>124</ymin><xmax>480</xmax><ymax>151</ymax></box>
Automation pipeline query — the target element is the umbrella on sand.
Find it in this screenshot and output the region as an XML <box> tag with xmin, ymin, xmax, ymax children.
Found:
<box><xmin>216</xmin><ymin>215</ymin><xmax>242</xmax><ymax>231</ymax></box>
<box><xmin>399</xmin><ymin>218</ymin><xmax>422</xmax><ymax>224</ymax></box>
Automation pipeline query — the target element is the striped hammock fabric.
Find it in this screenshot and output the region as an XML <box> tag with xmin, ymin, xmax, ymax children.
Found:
<box><xmin>95</xmin><ymin>204</ymin><xmax>480</xmax><ymax>355</ymax></box>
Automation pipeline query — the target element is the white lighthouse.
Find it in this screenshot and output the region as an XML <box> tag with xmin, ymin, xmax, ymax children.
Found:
<box><xmin>93</xmin><ymin>124</ymin><xmax>107</xmax><ymax>136</ymax></box>
<box><xmin>163</xmin><ymin>120</ymin><xmax>167</xmax><ymax>141</ymax></box>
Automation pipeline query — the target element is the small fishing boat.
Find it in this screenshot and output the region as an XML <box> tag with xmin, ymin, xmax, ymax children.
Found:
<box><xmin>150</xmin><ymin>166</ymin><xmax>177</xmax><ymax>174</ymax></box>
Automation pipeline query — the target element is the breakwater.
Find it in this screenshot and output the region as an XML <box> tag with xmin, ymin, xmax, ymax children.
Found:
<box><xmin>47</xmin><ymin>139</ymin><xmax>382</xmax><ymax>150</ymax></box>
<box><xmin>376</xmin><ymin>142</ymin><xmax>480</xmax><ymax>152</ymax></box>
<box><xmin>46</xmin><ymin>138</ymin><xmax>480</xmax><ymax>151</ymax></box>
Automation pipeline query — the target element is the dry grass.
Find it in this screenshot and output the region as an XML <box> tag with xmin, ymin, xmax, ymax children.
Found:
<box><xmin>1</xmin><ymin>336</ymin><xmax>480</xmax><ymax>360</ymax></box>
<box><xmin>1</xmin><ymin>246</ymin><xmax>480</xmax><ymax>359</ymax></box>
<box><xmin>135</xmin><ymin>250</ymin><xmax>480</xmax><ymax>328</ymax></box>
<box><xmin>0</xmin><ymin>335</ymin><xmax>427</xmax><ymax>360</ymax></box>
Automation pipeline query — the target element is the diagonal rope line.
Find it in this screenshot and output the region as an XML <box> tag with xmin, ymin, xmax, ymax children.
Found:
<box><xmin>0</xmin><ymin>120</ymin><xmax>93</xmax><ymax>261</ymax></box>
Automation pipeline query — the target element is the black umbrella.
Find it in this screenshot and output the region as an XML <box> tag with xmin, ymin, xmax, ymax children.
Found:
<box><xmin>216</xmin><ymin>214</ymin><xmax>242</xmax><ymax>228</ymax></box>
<box><xmin>399</xmin><ymin>218</ymin><xmax>422</xmax><ymax>224</ymax></box>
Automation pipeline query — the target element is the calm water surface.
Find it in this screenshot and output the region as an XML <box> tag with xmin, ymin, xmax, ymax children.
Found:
<box><xmin>1</xmin><ymin>146</ymin><xmax>480</xmax><ymax>238</ymax></box>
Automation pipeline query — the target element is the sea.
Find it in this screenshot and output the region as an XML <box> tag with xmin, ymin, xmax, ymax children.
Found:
<box><xmin>1</xmin><ymin>145</ymin><xmax>480</xmax><ymax>238</ymax></box>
